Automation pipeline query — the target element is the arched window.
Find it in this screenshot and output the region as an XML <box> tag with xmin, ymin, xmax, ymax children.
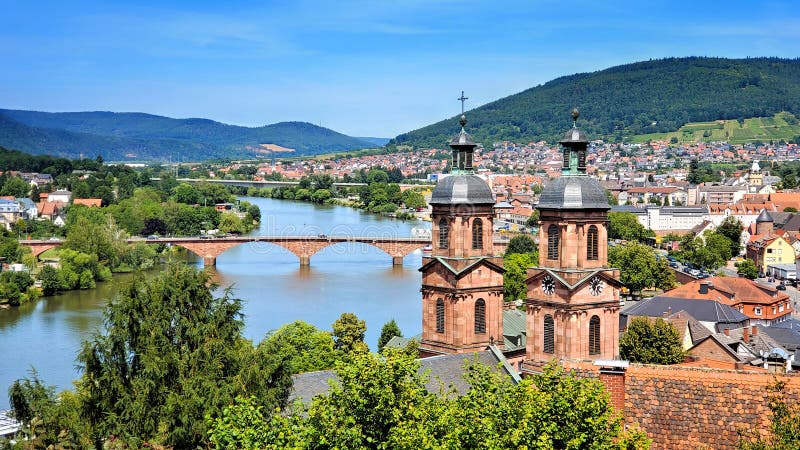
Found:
<box><xmin>472</xmin><ymin>218</ymin><xmax>483</xmax><ymax>250</ymax></box>
<box><xmin>543</xmin><ymin>315</ymin><xmax>554</xmax><ymax>354</ymax></box>
<box><xmin>474</xmin><ymin>299</ymin><xmax>486</xmax><ymax>334</ymax></box>
<box><xmin>436</xmin><ymin>299</ymin><xmax>445</xmax><ymax>333</ymax></box>
<box><xmin>547</xmin><ymin>224</ymin><xmax>559</xmax><ymax>260</ymax></box>
<box><xmin>587</xmin><ymin>225</ymin><xmax>599</xmax><ymax>261</ymax></box>
<box><xmin>438</xmin><ymin>219</ymin><xmax>449</xmax><ymax>249</ymax></box>
<box><xmin>589</xmin><ymin>315</ymin><xmax>600</xmax><ymax>355</ymax></box>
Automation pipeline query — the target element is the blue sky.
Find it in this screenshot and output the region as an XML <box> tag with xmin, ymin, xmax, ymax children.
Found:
<box><xmin>0</xmin><ymin>0</ymin><xmax>798</xmax><ymax>137</ymax></box>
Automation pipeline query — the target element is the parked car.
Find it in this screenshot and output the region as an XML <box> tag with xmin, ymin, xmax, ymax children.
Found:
<box><xmin>669</xmin><ymin>262</ymin><xmax>679</xmax><ymax>269</ymax></box>
<box><xmin>146</xmin><ymin>235</ymin><xmax>159</xmax><ymax>240</ymax></box>
<box><xmin>777</xmin><ymin>283</ymin><xmax>787</xmax><ymax>291</ymax></box>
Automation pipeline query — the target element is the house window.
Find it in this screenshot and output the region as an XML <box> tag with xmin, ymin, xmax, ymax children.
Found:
<box><xmin>587</xmin><ymin>225</ymin><xmax>599</xmax><ymax>261</ymax></box>
<box><xmin>772</xmin><ymin>306</ymin><xmax>777</xmax><ymax>315</ymax></box>
<box><xmin>779</xmin><ymin>304</ymin><xmax>785</xmax><ymax>312</ymax></box>
<box><xmin>754</xmin><ymin>307</ymin><xmax>762</xmax><ymax>316</ymax></box>
<box><xmin>474</xmin><ymin>299</ymin><xmax>486</xmax><ymax>334</ymax></box>
<box><xmin>436</xmin><ymin>299</ymin><xmax>445</xmax><ymax>333</ymax></box>
<box><xmin>543</xmin><ymin>315</ymin><xmax>554</xmax><ymax>354</ymax></box>
<box><xmin>438</xmin><ymin>219</ymin><xmax>449</xmax><ymax>249</ymax></box>
<box><xmin>767</xmin><ymin>249</ymin><xmax>773</xmax><ymax>253</ymax></box>
<box><xmin>589</xmin><ymin>315</ymin><xmax>601</xmax><ymax>355</ymax></box>
<box><xmin>547</xmin><ymin>224</ymin><xmax>559</xmax><ymax>260</ymax></box>
<box><xmin>472</xmin><ymin>218</ymin><xmax>483</xmax><ymax>250</ymax></box>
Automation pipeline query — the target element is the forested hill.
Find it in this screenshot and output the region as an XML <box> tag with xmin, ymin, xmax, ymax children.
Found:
<box><xmin>0</xmin><ymin>110</ymin><xmax>375</xmax><ymax>160</ymax></box>
<box><xmin>391</xmin><ymin>57</ymin><xmax>800</xmax><ymax>148</ymax></box>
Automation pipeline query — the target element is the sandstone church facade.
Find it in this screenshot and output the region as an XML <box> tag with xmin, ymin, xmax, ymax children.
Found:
<box><xmin>419</xmin><ymin>110</ymin><xmax>622</xmax><ymax>366</ymax></box>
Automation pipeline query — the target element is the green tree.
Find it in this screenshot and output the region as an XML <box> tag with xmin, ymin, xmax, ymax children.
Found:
<box><xmin>504</xmin><ymin>252</ymin><xmax>534</xmax><ymax>301</ymax></box>
<box><xmin>259</xmin><ymin>321</ymin><xmax>338</xmax><ymax>374</ymax></box>
<box><xmin>332</xmin><ymin>312</ymin><xmax>368</xmax><ymax>354</ymax></box>
<box><xmin>736</xmin><ymin>259</ymin><xmax>759</xmax><ymax>279</ymax></box>
<box><xmin>219</xmin><ymin>212</ymin><xmax>245</xmax><ymax>234</ymax></box>
<box><xmin>401</xmin><ymin>190</ymin><xmax>426</xmax><ymax>210</ymax></box>
<box><xmin>608</xmin><ymin>211</ymin><xmax>652</xmax><ymax>242</ymax></box>
<box><xmin>620</xmin><ymin>317</ymin><xmax>686</xmax><ymax>364</ymax></box>
<box><xmin>716</xmin><ymin>216</ymin><xmax>744</xmax><ymax>256</ymax></box>
<box><xmin>377</xmin><ymin>319</ymin><xmax>403</xmax><ymax>352</ymax></box>
<box><xmin>210</xmin><ymin>352</ymin><xmax>650</xmax><ymax>449</ymax></box>
<box><xmin>505</xmin><ymin>234</ymin><xmax>537</xmax><ymax>256</ymax></box>
<box><xmin>311</xmin><ymin>188</ymin><xmax>332</xmax><ymax>203</ymax></box>
<box><xmin>76</xmin><ymin>264</ymin><xmax>292</xmax><ymax>448</ymax></box>
<box><xmin>0</xmin><ymin>176</ymin><xmax>30</xmax><ymax>198</ymax></box>
<box><xmin>38</xmin><ymin>265</ymin><xmax>62</xmax><ymax>296</ymax></box>
<box><xmin>172</xmin><ymin>182</ymin><xmax>200</xmax><ymax>204</ymax></box>
<box><xmin>609</xmin><ymin>242</ymin><xmax>675</xmax><ymax>292</ymax></box>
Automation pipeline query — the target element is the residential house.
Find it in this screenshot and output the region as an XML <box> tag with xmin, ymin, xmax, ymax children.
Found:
<box><xmin>47</xmin><ymin>190</ymin><xmax>72</xmax><ymax>203</ymax></box>
<box><xmin>72</xmin><ymin>198</ymin><xmax>102</xmax><ymax>207</ymax></box>
<box><xmin>661</xmin><ymin>277</ymin><xmax>792</xmax><ymax>326</ymax></box>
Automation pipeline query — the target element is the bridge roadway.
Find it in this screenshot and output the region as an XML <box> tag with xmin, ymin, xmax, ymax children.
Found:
<box><xmin>150</xmin><ymin>178</ymin><xmax>433</xmax><ymax>190</ymax></box>
<box><xmin>20</xmin><ymin>236</ymin><xmax>432</xmax><ymax>267</ymax></box>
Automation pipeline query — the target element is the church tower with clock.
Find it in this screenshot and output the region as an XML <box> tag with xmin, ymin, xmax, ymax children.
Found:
<box><xmin>418</xmin><ymin>96</ymin><xmax>506</xmax><ymax>357</ymax></box>
<box><xmin>522</xmin><ymin>110</ymin><xmax>622</xmax><ymax>369</ymax></box>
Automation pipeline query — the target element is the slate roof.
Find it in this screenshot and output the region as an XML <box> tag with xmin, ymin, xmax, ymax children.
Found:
<box><xmin>503</xmin><ymin>308</ymin><xmax>527</xmax><ymax>352</ymax></box>
<box><xmin>0</xmin><ymin>410</ymin><xmax>20</xmax><ymax>438</ymax></box>
<box><xmin>759</xmin><ymin>322</ymin><xmax>800</xmax><ymax>352</ymax></box>
<box><xmin>665</xmin><ymin>310</ymin><xmax>712</xmax><ymax>346</ymax></box>
<box><xmin>756</xmin><ymin>209</ymin><xmax>773</xmax><ymax>223</ymax></box>
<box><xmin>430</xmin><ymin>175</ymin><xmax>495</xmax><ymax>205</ymax></box>
<box><xmin>384</xmin><ymin>334</ymin><xmax>419</xmax><ymax>350</ymax></box>
<box><xmin>622</xmin><ymin>296</ymin><xmax>749</xmax><ymax>332</ymax></box>
<box><xmin>537</xmin><ymin>176</ymin><xmax>610</xmax><ymax>210</ymax></box>
<box><xmin>289</xmin><ymin>347</ymin><xmax>520</xmax><ymax>406</ymax></box>
<box><xmin>725</xmin><ymin>326</ymin><xmax>787</xmax><ymax>357</ymax></box>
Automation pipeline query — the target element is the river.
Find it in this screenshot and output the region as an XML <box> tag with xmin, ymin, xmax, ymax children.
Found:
<box><xmin>0</xmin><ymin>197</ymin><xmax>430</xmax><ymax>408</ymax></box>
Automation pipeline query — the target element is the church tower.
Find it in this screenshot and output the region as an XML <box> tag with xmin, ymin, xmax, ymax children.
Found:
<box><xmin>522</xmin><ymin>110</ymin><xmax>622</xmax><ymax>370</ymax></box>
<box><xmin>419</xmin><ymin>100</ymin><xmax>505</xmax><ymax>357</ymax></box>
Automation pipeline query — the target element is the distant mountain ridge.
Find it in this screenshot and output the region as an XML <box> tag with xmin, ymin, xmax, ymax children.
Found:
<box><xmin>391</xmin><ymin>57</ymin><xmax>800</xmax><ymax>148</ymax></box>
<box><xmin>0</xmin><ymin>109</ymin><xmax>375</xmax><ymax>160</ymax></box>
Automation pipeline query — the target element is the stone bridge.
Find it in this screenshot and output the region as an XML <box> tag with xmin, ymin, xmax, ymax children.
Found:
<box><xmin>20</xmin><ymin>236</ymin><xmax>432</xmax><ymax>267</ymax></box>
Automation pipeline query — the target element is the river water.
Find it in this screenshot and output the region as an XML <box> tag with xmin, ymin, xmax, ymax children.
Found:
<box><xmin>0</xmin><ymin>197</ymin><xmax>429</xmax><ymax>408</ymax></box>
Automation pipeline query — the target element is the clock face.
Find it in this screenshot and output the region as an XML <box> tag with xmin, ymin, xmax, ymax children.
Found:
<box><xmin>542</xmin><ymin>275</ymin><xmax>555</xmax><ymax>295</ymax></box>
<box><xmin>589</xmin><ymin>276</ymin><xmax>604</xmax><ymax>296</ymax></box>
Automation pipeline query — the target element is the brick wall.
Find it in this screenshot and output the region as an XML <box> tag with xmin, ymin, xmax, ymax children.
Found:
<box><xmin>624</xmin><ymin>365</ymin><xmax>800</xmax><ymax>450</ymax></box>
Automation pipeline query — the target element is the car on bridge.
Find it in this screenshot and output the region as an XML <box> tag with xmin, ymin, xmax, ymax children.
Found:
<box><xmin>146</xmin><ymin>235</ymin><xmax>159</xmax><ymax>240</ymax></box>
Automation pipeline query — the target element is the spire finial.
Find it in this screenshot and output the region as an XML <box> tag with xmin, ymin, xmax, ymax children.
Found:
<box><xmin>458</xmin><ymin>91</ymin><xmax>469</xmax><ymax>114</ymax></box>
<box><xmin>571</xmin><ymin>108</ymin><xmax>579</xmax><ymax>128</ymax></box>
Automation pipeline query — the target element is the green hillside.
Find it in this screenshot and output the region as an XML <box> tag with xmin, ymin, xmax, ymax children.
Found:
<box><xmin>390</xmin><ymin>57</ymin><xmax>800</xmax><ymax>148</ymax></box>
<box><xmin>0</xmin><ymin>110</ymin><xmax>375</xmax><ymax>161</ymax></box>
<box><xmin>631</xmin><ymin>112</ymin><xmax>800</xmax><ymax>144</ymax></box>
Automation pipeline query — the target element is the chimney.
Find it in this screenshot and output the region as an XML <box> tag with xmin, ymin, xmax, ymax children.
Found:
<box><xmin>743</xmin><ymin>327</ymin><xmax>750</xmax><ymax>343</ymax></box>
<box><xmin>699</xmin><ymin>282</ymin><xmax>709</xmax><ymax>294</ymax></box>
<box><xmin>724</xmin><ymin>328</ymin><xmax>730</xmax><ymax>336</ymax></box>
<box><xmin>594</xmin><ymin>360</ymin><xmax>628</xmax><ymax>413</ymax></box>
<box><xmin>752</xmin><ymin>325</ymin><xmax>758</xmax><ymax>337</ymax></box>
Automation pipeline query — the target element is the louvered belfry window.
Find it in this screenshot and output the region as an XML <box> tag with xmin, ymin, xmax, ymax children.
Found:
<box><xmin>543</xmin><ymin>315</ymin><xmax>555</xmax><ymax>354</ymax></box>
<box><xmin>589</xmin><ymin>315</ymin><xmax>601</xmax><ymax>355</ymax></box>
<box><xmin>436</xmin><ymin>299</ymin><xmax>445</xmax><ymax>333</ymax></box>
<box><xmin>547</xmin><ymin>224</ymin><xmax>559</xmax><ymax>260</ymax></box>
<box><xmin>587</xmin><ymin>225</ymin><xmax>599</xmax><ymax>261</ymax></box>
<box><xmin>474</xmin><ymin>299</ymin><xmax>486</xmax><ymax>333</ymax></box>
<box><xmin>472</xmin><ymin>218</ymin><xmax>483</xmax><ymax>250</ymax></box>
<box><xmin>438</xmin><ymin>218</ymin><xmax>449</xmax><ymax>249</ymax></box>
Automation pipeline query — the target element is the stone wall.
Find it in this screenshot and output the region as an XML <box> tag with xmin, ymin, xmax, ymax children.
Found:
<box><xmin>624</xmin><ymin>365</ymin><xmax>800</xmax><ymax>450</ymax></box>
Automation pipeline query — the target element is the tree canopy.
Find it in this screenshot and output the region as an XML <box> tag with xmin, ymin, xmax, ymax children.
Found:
<box><xmin>620</xmin><ymin>317</ymin><xmax>686</xmax><ymax>365</ymax></box>
<box><xmin>8</xmin><ymin>264</ymin><xmax>293</xmax><ymax>449</ymax></box>
<box><xmin>609</xmin><ymin>242</ymin><xmax>675</xmax><ymax>292</ymax></box>
<box><xmin>608</xmin><ymin>212</ymin><xmax>652</xmax><ymax>242</ymax></box>
<box><xmin>208</xmin><ymin>351</ymin><xmax>651</xmax><ymax>449</ymax></box>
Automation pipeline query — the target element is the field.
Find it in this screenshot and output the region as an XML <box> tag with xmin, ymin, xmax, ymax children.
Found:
<box><xmin>631</xmin><ymin>112</ymin><xmax>800</xmax><ymax>144</ymax></box>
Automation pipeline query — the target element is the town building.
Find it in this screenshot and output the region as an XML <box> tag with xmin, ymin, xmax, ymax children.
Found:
<box><xmin>660</xmin><ymin>277</ymin><xmax>792</xmax><ymax>326</ymax></box>
<box><xmin>746</xmin><ymin>210</ymin><xmax>795</xmax><ymax>274</ymax></box>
